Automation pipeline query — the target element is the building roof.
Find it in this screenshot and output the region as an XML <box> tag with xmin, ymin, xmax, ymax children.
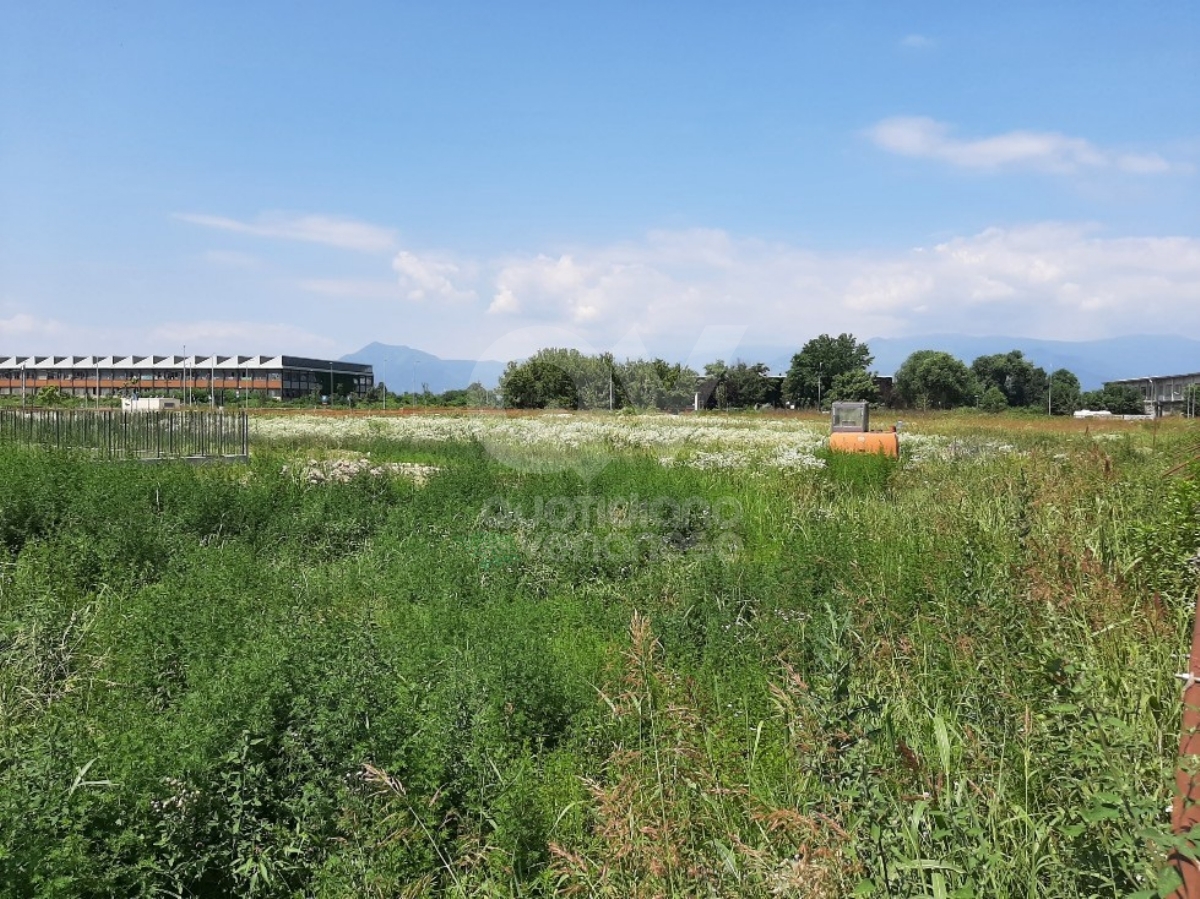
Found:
<box><xmin>0</xmin><ymin>355</ymin><xmax>372</xmax><ymax>373</ymax></box>
<box><xmin>1107</xmin><ymin>371</ymin><xmax>1200</xmax><ymax>385</ymax></box>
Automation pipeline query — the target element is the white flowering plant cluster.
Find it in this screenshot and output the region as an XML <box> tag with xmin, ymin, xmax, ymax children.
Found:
<box><xmin>151</xmin><ymin>776</ymin><xmax>200</xmax><ymax>816</ymax></box>
<box><xmin>285</xmin><ymin>413</ymin><xmax>1064</xmax><ymax>474</ymax></box>
<box><xmin>280</xmin><ymin>455</ymin><xmax>441</xmax><ymax>486</ymax></box>
<box><xmin>248</xmin><ymin>412</ymin><xmax>1036</xmax><ymax>477</ymax></box>
<box><xmin>899</xmin><ymin>432</ymin><xmax>1017</xmax><ymax>464</ymax></box>
<box><xmin>254</xmin><ymin>413</ymin><xmax>837</xmax><ymax>472</ymax></box>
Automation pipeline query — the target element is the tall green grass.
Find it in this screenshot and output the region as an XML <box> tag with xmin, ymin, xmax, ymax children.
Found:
<box><xmin>0</xmin><ymin>426</ymin><xmax>1197</xmax><ymax>896</ymax></box>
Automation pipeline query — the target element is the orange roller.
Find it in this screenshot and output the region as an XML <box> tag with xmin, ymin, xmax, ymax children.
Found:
<box><xmin>828</xmin><ymin>431</ymin><xmax>899</xmax><ymax>457</ymax></box>
<box><xmin>827</xmin><ymin>401</ymin><xmax>900</xmax><ymax>457</ymax></box>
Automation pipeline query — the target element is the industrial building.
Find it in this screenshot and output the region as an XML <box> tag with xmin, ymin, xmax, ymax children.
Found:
<box><xmin>0</xmin><ymin>355</ymin><xmax>373</xmax><ymax>403</ymax></box>
<box><xmin>1106</xmin><ymin>371</ymin><xmax>1200</xmax><ymax>417</ymax></box>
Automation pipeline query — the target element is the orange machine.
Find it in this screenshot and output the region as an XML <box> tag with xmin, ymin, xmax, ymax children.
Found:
<box><xmin>827</xmin><ymin>401</ymin><xmax>900</xmax><ymax>458</ymax></box>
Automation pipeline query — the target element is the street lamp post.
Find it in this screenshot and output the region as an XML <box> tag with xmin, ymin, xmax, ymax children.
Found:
<box><xmin>20</xmin><ymin>362</ymin><xmax>26</xmax><ymax>408</ymax></box>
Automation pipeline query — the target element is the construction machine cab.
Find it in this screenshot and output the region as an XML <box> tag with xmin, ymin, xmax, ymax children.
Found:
<box><xmin>828</xmin><ymin>401</ymin><xmax>899</xmax><ymax>457</ymax></box>
<box><xmin>830</xmin><ymin>401</ymin><xmax>869</xmax><ymax>433</ymax></box>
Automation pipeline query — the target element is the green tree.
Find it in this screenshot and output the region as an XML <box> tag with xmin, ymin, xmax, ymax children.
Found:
<box><xmin>435</xmin><ymin>384</ymin><xmax>495</xmax><ymax>407</ymax></box>
<box><xmin>365</xmin><ymin>381</ymin><xmax>389</xmax><ymax>404</ymax></box>
<box><xmin>894</xmin><ymin>350</ymin><xmax>978</xmax><ymax>410</ymax></box>
<box><xmin>464</xmin><ymin>381</ymin><xmax>493</xmax><ymax>407</ymax></box>
<box><xmin>34</xmin><ymin>385</ymin><xmax>69</xmax><ymax>406</ymax></box>
<box><xmin>532</xmin><ymin>348</ymin><xmax>620</xmax><ymax>409</ymax></box>
<box><xmin>700</xmin><ymin>360</ymin><xmax>773</xmax><ymax>409</ymax></box>
<box><xmin>1099</xmin><ymin>384</ymin><xmax>1142</xmax><ymax>415</ymax></box>
<box><xmin>1079</xmin><ymin>384</ymin><xmax>1143</xmax><ymax>415</ymax></box>
<box><xmin>1045</xmin><ymin>369</ymin><xmax>1081</xmax><ymax>416</ymax></box>
<box><xmin>783</xmin><ymin>334</ymin><xmax>873</xmax><ymax>408</ymax></box>
<box><xmin>979</xmin><ymin>385</ymin><xmax>1008</xmax><ymax>413</ymax></box>
<box><xmin>616</xmin><ymin>359</ymin><xmax>698</xmax><ymax>411</ymax></box>
<box><xmin>970</xmin><ymin>351</ymin><xmax>1047</xmax><ymax>408</ymax></box>
<box><xmin>725</xmin><ymin>361</ymin><xmax>773</xmax><ymax>408</ymax></box>
<box><xmin>499</xmin><ymin>348</ymin><xmax>623</xmax><ymax>410</ymax></box>
<box><xmin>499</xmin><ymin>358</ymin><xmax>580</xmax><ymax>409</ymax></box>
<box><xmin>701</xmin><ymin>360</ymin><xmax>729</xmax><ymax>410</ymax></box>
<box><xmin>826</xmin><ymin>369</ymin><xmax>880</xmax><ymax>404</ymax></box>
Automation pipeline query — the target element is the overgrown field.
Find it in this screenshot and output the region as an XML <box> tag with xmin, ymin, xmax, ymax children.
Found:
<box><xmin>2</xmin><ymin>413</ymin><xmax>1199</xmax><ymax>897</ymax></box>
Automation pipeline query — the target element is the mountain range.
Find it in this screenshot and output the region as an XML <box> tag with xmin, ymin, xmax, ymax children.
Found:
<box><xmin>344</xmin><ymin>335</ymin><xmax>1200</xmax><ymax>394</ymax></box>
<box><xmin>340</xmin><ymin>342</ymin><xmax>507</xmax><ymax>395</ymax></box>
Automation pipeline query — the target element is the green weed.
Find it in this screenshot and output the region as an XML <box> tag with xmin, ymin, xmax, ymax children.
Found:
<box><xmin>0</xmin><ymin>424</ymin><xmax>1196</xmax><ymax>896</ymax></box>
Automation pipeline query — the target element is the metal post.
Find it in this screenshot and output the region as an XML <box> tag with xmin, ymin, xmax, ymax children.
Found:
<box><xmin>1171</xmin><ymin>586</ymin><xmax>1200</xmax><ymax>897</ymax></box>
<box><xmin>383</xmin><ymin>358</ymin><xmax>387</xmax><ymax>411</ymax></box>
<box><xmin>20</xmin><ymin>363</ymin><xmax>25</xmax><ymax>408</ymax></box>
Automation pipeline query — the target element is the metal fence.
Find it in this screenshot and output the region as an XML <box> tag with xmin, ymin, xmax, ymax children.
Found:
<box><xmin>0</xmin><ymin>409</ymin><xmax>249</xmax><ymax>460</ymax></box>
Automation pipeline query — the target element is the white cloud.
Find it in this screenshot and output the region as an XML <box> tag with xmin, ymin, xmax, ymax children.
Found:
<box><xmin>1114</xmin><ymin>153</ymin><xmax>1173</xmax><ymax>175</ymax></box>
<box><xmin>464</xmin><ymin>224</ymin><xmax>1200</xmax><ymax>348</ymax></box>
<box><xmin>837</xmin><ymin>223</ymin><xmax>1200</xmax><ymax>338</ymax></box>
<box><xmin>176</xmin><ymin>212</ymin><xmax>398</xmax><ymax>253</ymax></box>
<box><xmin>489</xmin><ymin>251</ymin><xmax>677</xmax><ymax>327</ymax></box>
<box><xmin>0</xmin><ymin>312</ymin><xmax>63</xmax><ymax>338</ymax></box>
<box><xmin>489</xmin><ymin>287</ymin><xmax>521</xmax><ymax>315</ymax></box>
<box><xmin>13</xmin><ymin>223</ymin><xmax>1197</xmax><ymax>361</ymax></box>
<box><xmin>392</xmin><ymin>250</ymin><xmax>477</xmax><ymax>302</ymax></box>
<box><xmin>0</xmin><ymin>312</ymin><xmax>119</xmax><ymax>354</ymax></box>
<box><xmin>868</xmin><ymin>116</ymin><xmax>1178</xmax><ymax>175</ymax></box>
<box><xmin>899</xmin><ymin>34</ymin><xmax>935</xmax><ymax>50</ymax></box>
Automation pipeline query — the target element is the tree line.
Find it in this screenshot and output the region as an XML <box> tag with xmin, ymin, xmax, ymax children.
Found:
<box><xmin>490</xmin><ymin>336</ymin><xmax>1147</xmax><ymax>415</ymax></box>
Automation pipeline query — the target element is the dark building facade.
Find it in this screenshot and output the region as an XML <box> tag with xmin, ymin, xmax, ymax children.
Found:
<box><xmin>1106</xmin><ymin>371</ymin><xmax>1200</xmax><ymax>417</ymax></box>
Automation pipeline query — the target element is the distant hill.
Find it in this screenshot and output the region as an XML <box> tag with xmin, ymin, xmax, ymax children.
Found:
<box><xmin>734</xmin><ymin>334</ymin><xmax>1200</xmax><ymax>390</ymax></box>
<box><xmin>340</xmin><ymin>343</ymin><xmax>506</xmax><ymax>394</ymax></box>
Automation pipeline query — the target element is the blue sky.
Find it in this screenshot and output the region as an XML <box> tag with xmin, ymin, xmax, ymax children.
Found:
<box><xmin>2</xmin><ymin>2</ymin><xmax>1197</xmax><ymax>363</ymax></box>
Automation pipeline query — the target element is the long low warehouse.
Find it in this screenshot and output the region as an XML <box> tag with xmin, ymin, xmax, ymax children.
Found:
<box><xmin>0</xmin><ymin>354</ymin><xmax>374</xmax><ymax>402</ymax></box>
<box><xmin>1105</xmin><ymin>371</ymin><xmax>1200</xmax><ymax>417</ymax></box>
